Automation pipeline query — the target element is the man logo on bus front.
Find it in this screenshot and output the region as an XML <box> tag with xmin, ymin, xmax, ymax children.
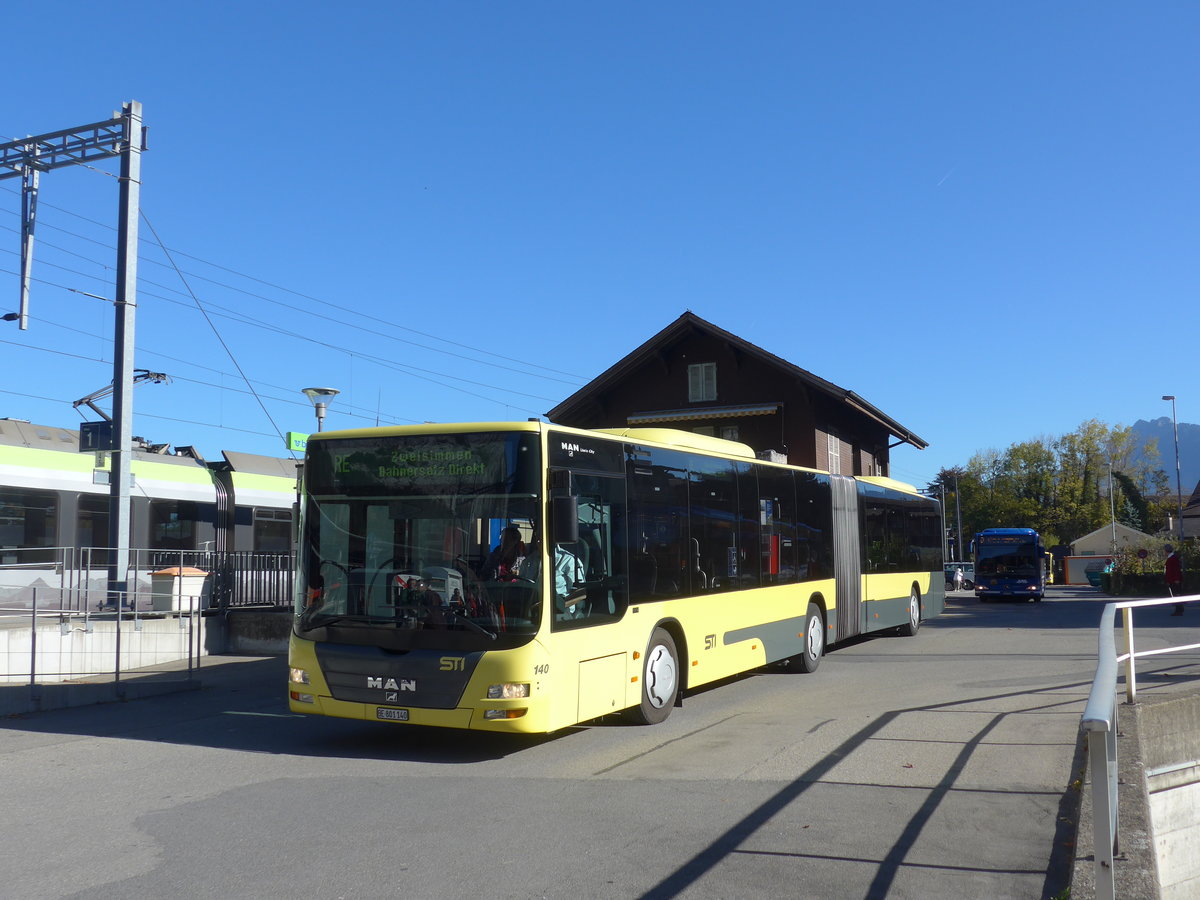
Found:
<box><xmin>368</xmin><ymin>677</ymin><xmax>416</xmax><ymax>691</ymax></box>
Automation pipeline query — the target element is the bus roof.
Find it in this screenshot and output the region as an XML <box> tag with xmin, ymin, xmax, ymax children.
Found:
<box><xmin>307</xmin><ymin>420</ymin><xmax>917</xmax><ymax>490</ymax></box>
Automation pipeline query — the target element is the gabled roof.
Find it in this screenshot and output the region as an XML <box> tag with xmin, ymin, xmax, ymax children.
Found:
<box><xmin>1186</xmin><ymin>479</ymin><xmax>1200</xmax><ymax>509</ymax></box>
<box><xmin>1071</xmin><ymin>522</ymin><xmax>1154</xmax><ymax>551</ymax></box>
<box><xmin>546</xmin><ymin>311</ymin><xmax>928</xmax><ymax>450</ymax></box>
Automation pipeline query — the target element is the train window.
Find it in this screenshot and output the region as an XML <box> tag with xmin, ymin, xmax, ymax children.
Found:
<box><xmin>77</xmin><ymin>495</ymin><xmax>111</xmax><ymax>565</ymax></box>
<box><xmin>0</xmin><ymin>488</ymin><xmax>58</xmax><ymax>559</ymax></box>
<box><xmin>150</xmin><ymin>500</ymin><xmax>198</xmax><ymax>550</ymax></box>
<box><xmin>253</xmin><ymin>508</ymin><xmax>292</xmax><ymax>553</ymax></box>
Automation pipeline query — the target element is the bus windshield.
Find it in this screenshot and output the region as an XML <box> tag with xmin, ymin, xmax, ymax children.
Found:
<box><xmin>975</xmin><ymin>542</ymin><xmax>1040</xmax><ymax>576</ymax></box>
<box><xmin>295</xmin><ymin>431</ymin><xmax>542</xmax><ymax>651</ymax></box>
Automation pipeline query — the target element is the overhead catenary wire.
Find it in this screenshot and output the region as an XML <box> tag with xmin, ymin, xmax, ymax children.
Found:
<box><xmin>0</xmin><ymin>263</ymin><xmax>556</xmax><ymax>410</ymax></box>
<box><xmin>0</xmin><ymin>333</ymin><xmax>412</xmax><ymax>427</ymax></box>
<box><xmin>0</xmin><ymin>385</ymin><xmax>291</xmax><ymax>441</ymax></box>
<box><xmin>44</xmin><ymin>315</ymin><xmax>415</xmax><ymax>424</ymax></box>
<box><xmin>1</xmin><ymin>159</ymin><xmax>568</xmax><ymax>444</ymax></box>
<box><xmin>140</xmin><ymin>211</ymin><xmax>302</xmax><ymax>456</ymax></box>
<box><xmin>1</xmin><ymin>213</ymin><xmax>579</xmax><ymax>402</ymax></box>
<box><xmin>0</xmin><ymin>184</ymin><xmax>586</xmax><ymax>383</ymax></box>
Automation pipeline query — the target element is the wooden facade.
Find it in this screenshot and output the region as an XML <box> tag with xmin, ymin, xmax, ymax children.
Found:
<box><xmin>545</xmin><ymin>312</ymin><xmax>926</xmax><ymax>477</ymax></box>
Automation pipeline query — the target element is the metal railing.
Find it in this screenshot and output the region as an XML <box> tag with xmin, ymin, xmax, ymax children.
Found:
<box><xmin>135</xmin><ymin>548</ymin><xmax>294</xmax><ymax>610</ymax></box>
<box><xmin>0</xmin><ymin>585</ymin><xmax>206</xmax><ymax>706</ymax></box>
<box><xmin>1081</xmin><ymin>592</ymin><xmax>1200</xmax><ymax>900</ymax></box>
<box><xmin>0</xmin><ymin>546</ymin><xmax>293</xmax><ymax>614</ymax></box>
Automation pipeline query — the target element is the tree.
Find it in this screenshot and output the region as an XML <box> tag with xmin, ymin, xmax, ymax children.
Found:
<box><xmin>1053</xmin><ymin>420</ymin><xmax>1114</xmax><ymax>544</ymax></box>
<box><xmin>931</xmin><ymin>418</ymin><xmax>1174</xmax><ymax>549</ymax></box>
<box><xmin>1112</xmin><ymin>471</ymin><xmax>1150</xmax><ymax>534</ymax></box>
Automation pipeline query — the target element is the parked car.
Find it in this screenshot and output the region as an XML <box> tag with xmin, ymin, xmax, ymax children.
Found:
<box><xmin>944</xmin><ymin>562</ymin><xmax>975</xmax><ymax>591</ymax></box>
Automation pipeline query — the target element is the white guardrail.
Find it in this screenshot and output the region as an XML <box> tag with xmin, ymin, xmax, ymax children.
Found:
<box><xmin>1081</xmin><ymin>593</ymin><xmax>1200</xmax><ymax>900</ymax></box>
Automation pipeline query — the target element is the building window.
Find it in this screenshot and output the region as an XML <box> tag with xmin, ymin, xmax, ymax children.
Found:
<box><xmin>720</xmin><ymin>425</ymin><xmax>740</xmax><ymax>441</ymax></box>
<box><xmin>688</xmin><ymin>362</ymin><xmax>717</xmax><ymax>402</ymax></box>
<box><xmin>693</xmin><ymin>426</ymin><xmax>716</xmax><ymax>437</ymax></box>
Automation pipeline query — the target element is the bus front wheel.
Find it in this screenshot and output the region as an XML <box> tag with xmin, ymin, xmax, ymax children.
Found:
<box><xmin>629</xmin><ymin>628</ymin><xmax>679</xmax><ymax>725</ymax></box>
<box><xmin>899</xmin><ymin>588</ymin><xmax>921</xmax><ymax>637</ymax></box>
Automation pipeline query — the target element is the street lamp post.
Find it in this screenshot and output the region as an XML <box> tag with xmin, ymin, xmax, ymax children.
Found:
<box><xmin>1163</xmin><ymin>395</ymin><xmax>1184</xmax><ymax>541</ymax></box>
<box><xmin>303</xmin><ymin>387</ymin><xmax>340</xmax><ymax>432</ymax></box>
<box><xmin>1108</xmin><ymin>460</ymin><xmax>1118</xmax><ymax>553</ymax></box>
<box><xmin>938</xmin><ymin>482</ymin><xmax>948</xmax><ymax>561</ymax></box>
<box><xmin>953</xmin><ymin>472</ymin><xmax>964</xmax><ymax>562</ymax></box>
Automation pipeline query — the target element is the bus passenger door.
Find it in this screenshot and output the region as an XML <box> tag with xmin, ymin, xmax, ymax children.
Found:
<box><xmin>830</xmin><ymin>476</ymin><xmax>862</xmax><ymax>640</ymax></box>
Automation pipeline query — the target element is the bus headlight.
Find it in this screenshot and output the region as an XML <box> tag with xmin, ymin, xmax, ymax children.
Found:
<box><xmin>290</xmin><ymin>691</ymin><xmax>314</xmax><ymax>703</ymax></box>
<box><xmin>289</xmin><ymin>667</ymin><xmax>310</xmax><ymax>685</ymax></box>
<box><xmin>487</xmin><ymin>683</ymin><xmax>530</xmax><ymax>699</ymax></box>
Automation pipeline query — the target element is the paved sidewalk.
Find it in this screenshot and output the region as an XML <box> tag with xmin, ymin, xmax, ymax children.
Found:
<box><xmin>0</xmin><ymin>654</ymin><xmax>278</xmax><ymax>718</ymax></box>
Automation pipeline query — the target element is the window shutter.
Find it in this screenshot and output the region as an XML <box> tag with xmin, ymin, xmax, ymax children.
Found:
<box><xmin>827</xmin><ymin>433</ymin><xmax>841</xmax><ymax>474</ymax></box>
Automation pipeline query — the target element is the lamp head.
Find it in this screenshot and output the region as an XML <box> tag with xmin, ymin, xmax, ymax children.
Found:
<box><xmin>301</xmin><ymin>387</ymin><xmax>339</xmax><ymax>432</ymax></box>
<box><xmin>302</xmin><ymin>387</ymin><xmax>340</xmax><ymax>405</ymax></box>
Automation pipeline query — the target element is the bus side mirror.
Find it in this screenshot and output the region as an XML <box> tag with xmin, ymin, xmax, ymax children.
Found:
<box><xmin>552</xmin><ymin>496</ymin><xmax>579</xmax><ymax>544</ymax></box>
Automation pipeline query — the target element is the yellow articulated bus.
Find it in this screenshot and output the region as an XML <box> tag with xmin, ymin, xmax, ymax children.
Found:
<box><xmin>288</xmin><ymin>422</ymin><xmax>944</xmax><ymax>733</ymax></box>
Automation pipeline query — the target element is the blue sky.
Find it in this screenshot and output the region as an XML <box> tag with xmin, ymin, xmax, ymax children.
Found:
<box><xmin>2</xmin><ymin>2</ymin><xmax>1196</xmax><ymax>489</ymax></box>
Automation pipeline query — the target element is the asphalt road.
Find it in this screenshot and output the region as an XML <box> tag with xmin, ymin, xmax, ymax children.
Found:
<box><xmin>3</xmin><ymin>585</ymin><xmax>1196</xmax><ymax>900</ymax></box>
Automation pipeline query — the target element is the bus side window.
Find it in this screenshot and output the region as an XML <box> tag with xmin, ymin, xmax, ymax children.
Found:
<box><xmin>551</xmin><ymin>477</ymin><xmax>628</xmax><ymax>631</ymax></box>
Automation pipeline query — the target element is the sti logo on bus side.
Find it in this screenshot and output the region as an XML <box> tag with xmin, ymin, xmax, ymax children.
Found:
<box><xmin>367</xmin><ymin>677</ymin><xmax>416</xmax><ymax>691</ymax></box>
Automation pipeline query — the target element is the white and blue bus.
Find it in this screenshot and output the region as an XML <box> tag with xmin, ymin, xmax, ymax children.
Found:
<box><xmin>973</xmin><ymin>527</ymin><xmax>1046</xmax><ymax>601</ymax></box>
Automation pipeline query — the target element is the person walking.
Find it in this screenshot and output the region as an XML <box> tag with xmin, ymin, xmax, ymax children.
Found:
<box><xmin>1165</xmin><ymin>544</ymin><xmax>1184</xmax><ymax>615</ymax></box>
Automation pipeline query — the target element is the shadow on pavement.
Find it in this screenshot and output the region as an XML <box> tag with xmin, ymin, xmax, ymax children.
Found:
<box><xmin>0</xmin><ymin>655</ymin><xmax>565</xmax><ymax>763</ymax></box>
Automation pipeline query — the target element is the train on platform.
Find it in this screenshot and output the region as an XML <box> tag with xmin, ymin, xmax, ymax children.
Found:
<box><xmin>0</xmin><ymin>417</ymin><xmax>298</xmax><ymax>610</ymax></box>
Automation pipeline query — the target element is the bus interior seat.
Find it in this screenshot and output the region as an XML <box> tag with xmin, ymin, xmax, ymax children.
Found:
<box><xmin>580</xmin><ymin>525</ymin><xmax>605</xmax><ymax>579</ymax></box>
<box><xmin>631</xmin><ymin>549</ymin><xmax>657</xmax><ymax>595</ymax></box>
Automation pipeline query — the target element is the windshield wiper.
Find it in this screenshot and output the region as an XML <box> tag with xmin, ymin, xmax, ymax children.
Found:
<box><xmin>301</xmin><ymin>613</ymin><xmax>386</xmax><ymax>629</ymax></box>
<box><xmin>300</xmin><ymin>613</ymin><xmax>356</xmax><ymax>629</ymax></box>
<box><xmin>448</xmin><ymin>608</ymin><xmax>496</xmax><ymax>640</ymax></box>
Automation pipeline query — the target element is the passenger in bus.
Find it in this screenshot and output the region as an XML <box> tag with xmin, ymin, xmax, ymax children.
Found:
<box><xmin>305</xmin><ymin>571</ymin><xmax>325</xmax><ymax>609</ymax></box>
<box><xmin>409</xmin><ymin>577</ymin><xmax>446</xmax><ymax>625</ymax></box>
<box><xmin>553</xmin><ymin>543</ymin><xmax>587</xmax><ymax>616</ymax></box>
<box><xmin>480</xmin><ymin>525</ymin><xmax>525</xmax><ymax>581</ymax></box>
<box><xmin>523</xmin><ymin>541</ymin><xmax>587</xmax><ymax>617</ymax></box>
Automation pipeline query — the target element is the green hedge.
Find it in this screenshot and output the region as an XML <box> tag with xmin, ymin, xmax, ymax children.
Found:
<box><xmin>1101</xmin><ymin>572</ymin><xmax>1200</xmax><ymax>597</ymax></box>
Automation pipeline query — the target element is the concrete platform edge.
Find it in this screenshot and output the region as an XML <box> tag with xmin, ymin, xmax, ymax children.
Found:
<box><xmin>1072</xmin><ymin>701</ymin><xmax>1162</xmax><ymax>900</ymax></box>
<box><xmin>1</xmin><ymin>672</ymin><xmax>201</xmax><ymax>718</ymax></box>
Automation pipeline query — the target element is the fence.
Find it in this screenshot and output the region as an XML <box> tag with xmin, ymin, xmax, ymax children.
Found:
<box><xmin>1081</xmin><ymin>592</ymin><xmax>1200</xmax><ymax>900</ymax></box>
<box><xmin>0</xmin><ymin>586</ymin><xmax>211</xmax><ymax>714</ymax></box>
<box><xmin>0</xmin><ymin>546</ymin><xmax>293</xmax><ymax>615</ymax></box>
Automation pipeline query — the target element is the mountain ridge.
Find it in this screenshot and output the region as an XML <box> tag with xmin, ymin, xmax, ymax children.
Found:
<box><xmin>1132</xmin><ymin>417</ymin><xmax>1200</xmax><ymax>496</ymax></box>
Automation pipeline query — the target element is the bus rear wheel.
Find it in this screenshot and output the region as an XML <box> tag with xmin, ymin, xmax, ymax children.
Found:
<box><xmin>628</xmin><ymin>628</ymin><xmax>678</xmax><ymax>725</ymax></box>
<box><xmin>899</xmin><ymin>588</ymin><xmax>921</xmax><ymax>636</ymax></box>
